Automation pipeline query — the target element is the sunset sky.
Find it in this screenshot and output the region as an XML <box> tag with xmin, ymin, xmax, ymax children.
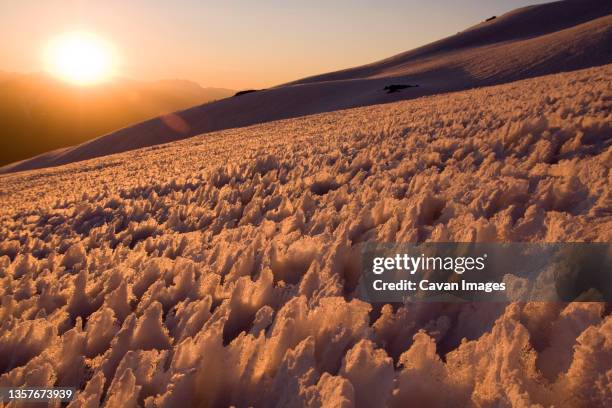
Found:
<box><xmin>1</xmin><ymin>0</ymin><xmax>552</xmax><ymax>89</ymax></box>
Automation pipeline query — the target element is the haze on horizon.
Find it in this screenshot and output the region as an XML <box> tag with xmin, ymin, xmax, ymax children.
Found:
<box><xmin>1</xmin><ymin>0</ymin><xmax>553</xmax><ymax>89</ymax></box>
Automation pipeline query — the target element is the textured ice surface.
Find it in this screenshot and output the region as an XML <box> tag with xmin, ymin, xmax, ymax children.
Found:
<box><xmin>0</xmin><ymin>65</ymin><xmax>611</xmax><ymax>407</ymax></box>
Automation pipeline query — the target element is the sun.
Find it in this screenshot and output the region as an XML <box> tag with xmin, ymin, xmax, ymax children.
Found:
<box><xmin>44</xmin><ymin>31</ymin><xmax>117</xmax><ymax>85</ymax></box>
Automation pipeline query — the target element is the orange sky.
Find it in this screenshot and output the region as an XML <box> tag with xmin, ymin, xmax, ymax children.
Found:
<box><xmin>0</xmin><ymin>1</ymin><xmax>551</xmax><ymax>89</ymax></box>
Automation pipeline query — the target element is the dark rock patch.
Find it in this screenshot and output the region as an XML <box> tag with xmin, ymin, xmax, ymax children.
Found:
<box><xmin>384</xmin><ymin>84</ymin><xmax>419</xmax><ymax>94</ymax></box>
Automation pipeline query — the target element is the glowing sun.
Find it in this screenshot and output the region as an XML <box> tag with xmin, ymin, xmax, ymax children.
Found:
<box><xmin>45</xmin><ymin>32</ymin><xmax>117</xmax><ymax>85</ymax></box>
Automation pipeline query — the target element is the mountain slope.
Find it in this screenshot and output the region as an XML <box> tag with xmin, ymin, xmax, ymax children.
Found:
<box><xmin>1</xmin><ymin>65</ymin><xmax>610</xmax><ymax>406</ymax></box>
<box><xmin>2</xmin><ymin>0</ymin><xmax>610</xmax><ymax>174</ymax></box>
<box><xmin>286</xmin><ymin>0</ymin><xmax>612</xmax><ymax>85</ymax></box>
<box><xmin>0</xmin><ymin>73</ymin><xmax>233</xmax><ymax>167</ymax></box>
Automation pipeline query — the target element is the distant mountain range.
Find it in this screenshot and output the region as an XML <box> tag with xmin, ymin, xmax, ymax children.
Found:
<box><xmin>0</xmin><ymin>72</ymin><xmax>233</xmax><ymax>166</ymax></box>
<box><xmin>1</xmin><ymin>0</ymin><xmax>610</xmax><ymax>174</ymax></box>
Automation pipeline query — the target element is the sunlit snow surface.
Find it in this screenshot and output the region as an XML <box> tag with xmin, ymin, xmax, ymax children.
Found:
<box><xmin>0</xmin><ymin>66</ymin><xmax>610</xmax><ymax>407</ymax></box>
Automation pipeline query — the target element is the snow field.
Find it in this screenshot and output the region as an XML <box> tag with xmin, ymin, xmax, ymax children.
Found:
<box><xmin>0</xmin><ymin>65</ymin><xmax>611</xmax><ymax>407</ymax></box>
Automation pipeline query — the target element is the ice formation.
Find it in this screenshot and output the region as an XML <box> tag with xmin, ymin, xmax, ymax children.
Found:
<box><xmin>0</xmin><ymin>65</ymin><xmax>610</xmax><ymax>407</ymax></box>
